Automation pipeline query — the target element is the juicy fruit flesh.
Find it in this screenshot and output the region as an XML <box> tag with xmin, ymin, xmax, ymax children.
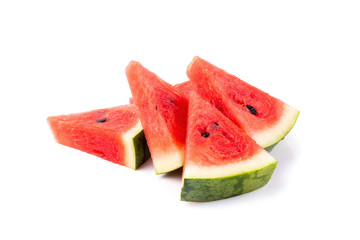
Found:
<box><xmin>126</xmin><ymin>61</ymin><xmax>188</xmax><ymax>173</ymax></box>
<box><xmin>48</xmin><ymin>57</ymin><xmax>298</xmax><ymax>202</ymax></box>
<box><xmin>56</xmin><ymin>105</ymin><xmax>140</xmax><ymax>132</ymax></box>
<box><xmin>185</xmin><ymin>93</ymin><xmax>259</xmax><ymax>167</ymax></box>
<box><xmin>48</xmin><ymin>105</ymin><xmax>149</xmax><ymax>169</ymax></box>
<box><xmin>154</xmin><ymin>88</ymin><xmax>188</xmax><ymax>145</ymax></box>
<box><xmin>186</xmin><ymin>110</ymin><xmax>259</xmax><ymax>165</ymax></box>
<box><xmin>181</xmin><ymin>92</ymin><xmax>277</xmax><ymax>202</ymax></box>
<box><xmin>187</xmin><ymin>56</ymin><xmax>299</xmax><ymax>148</ymax></box>
<box><xmin>48</xmin><ymin>115</ymin><xmax>126</xmax><ymax>165</ymax></box>
<box><xmin>187</xmin><ymin>57</ymin><xmax>282</xmax><ymax>130</ymax></box>
<box><xmin>173</xmin><ymin>81</ymin><xmax>192</xmax><ymax>100</ymax></box>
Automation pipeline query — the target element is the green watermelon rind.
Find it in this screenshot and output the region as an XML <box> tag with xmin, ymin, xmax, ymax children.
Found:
<box><xmin>152</xmin><ymin>149</ymin><xmax>184</xmax><ymax>175</ymax></box>
<box><xmin>132</xmin><ymin>130</ymin><xmax>151</xmax><ymax>169</ymax></box>
<box><xmin>121</xmin><ymin>120</ymin><xmax>151</xmax><ymax>170</ymax></box>
<box><xmin>263</xmin><ymin>109</ymin><xmax>300</xmax><ymax>152</ymax></box>
<box><xmin>181</xmin><ymin>161</ymin><xmax>277</xmax><ymax>202</ymax></box>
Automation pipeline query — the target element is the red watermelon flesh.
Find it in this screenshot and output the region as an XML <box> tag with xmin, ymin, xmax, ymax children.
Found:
<box><xmin>129</xmin><ymin>81</ymin><xmax>192</xmax><ymax>104</ymax></box>
<box><xmin>173</xmin><ymin>81</ymin><xmax>192</xmax><ymax>100</ymax></box>
<box><xmin>126</xmin><ymin>61</ymin><xmax>188</xmax><ymax>174</ymax></box>
<box><xmin>47</xmin><ymin>105</ymin><xmax>150</xmax><ymax>170</ymax></box>
<box><xmin>181</xmin><ymin>92</ymin><xmax>277</xmax><ymax>202</ymax></box>
<box><xmin>129</xmin><ymin>97</ymin><xmax>135</xmax><ymax>104</ymax></box>
<box><xmin>186</xmin><ymin>57</ymin><xmax>299</xmax><ymax>149</ymax></box>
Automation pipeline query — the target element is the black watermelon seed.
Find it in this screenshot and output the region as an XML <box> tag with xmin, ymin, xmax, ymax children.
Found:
<box><xmin>213</xmin><ymin>122</ymin><xmax>219</xmax><ymax>126</ymax></box>
<box><xmin>96</xmin><ymin>118</ymin><xmax>107</xmax><ymax>123</ymax></box>
<box><xmin>155</xmin><ymin>105</ymin><xmax>157</xmax><ymax>110</ymax></box>
<box><xmin>168</xmin><ymin>97</ymin><xmax>174</xmax><ymax>103</ymax></box>
<box><xmin>246</xmin><ymin>105</ymin><xmax>257</xmax><ymax>115</ymax></box>
<box><xmin>201</xmin><ymin>132</ymin><xmax>210</xmax><ymax>138</ymax></box>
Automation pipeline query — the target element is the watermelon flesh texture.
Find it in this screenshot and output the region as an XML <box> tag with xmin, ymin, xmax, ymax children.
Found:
<box><xmin>47</xmin><ymin>105</ymin><xmax>150</xmax><ymax>170</ymax></box>
<box><xmin>181</xmin><ymin>92</ymin><xmax>277</xmax><ymax>202</ymax></box>
<box><xmin>173</xmin><ymin>81</ymin><xmax>192</xmax><ymax>100</ymax></box>
<box><xmin>187</xmin><ymin>57</ymin><xmax>299</xmax><ymax>149</ymax></box>
<box><xmin>126</xmin><ymin>61</ymin><xmax>188</xmax><ymax>174</ymax></box>
<box><xmin>129</xmin><ymin>81</ymin><xmax>191</xmax><ymax>104</ymax></box>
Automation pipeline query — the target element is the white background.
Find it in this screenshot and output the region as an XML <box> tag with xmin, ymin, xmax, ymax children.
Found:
<box><xmin>1</xmin><ymin>1</ymin><xmax>359</xmax><ymax>239</ymax></box>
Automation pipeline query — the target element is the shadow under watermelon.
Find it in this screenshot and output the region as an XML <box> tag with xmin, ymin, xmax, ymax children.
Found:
<box><xmin>262</xmin><ymin>134</ymin><xmax>299</xmax><ymax>195</ymax></box>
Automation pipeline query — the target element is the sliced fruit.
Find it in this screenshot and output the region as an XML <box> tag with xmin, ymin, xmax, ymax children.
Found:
<box><xmin>126</xmin><ymin>61</ymin><xmax>188</xmax><ymax>174</ymax></box>
<box><xmin>187</xmin><ymin>57</ymin><xmax>299</xmax><ymax>149</ymax></box>
<box><xmin>181</xmin><ymin>92</ymin><xmax>277</xmax><ymax>202</ymax></box>
<box><xmin>47</xmin><ymin>105</ymin><xmax>150</xmax><ymax>170</ymax></box>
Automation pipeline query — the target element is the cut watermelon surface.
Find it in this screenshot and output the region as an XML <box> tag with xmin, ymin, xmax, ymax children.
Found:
<box><xmin>126</xmin><ymin>61</ymin><xmax>188</xmax><ymax>174</ymax></box>
<box><xmin>129</xmin><ymin>81</ymin><xmax>191</xmax><ymax>104</ymax></box>
<box><xmin>47</xmin><ymin>105</ymin><xmax>150</xmax><ymax>170</ymax></box>
<box><xmin>48</xmin><ymin>57</ymin><xmax>299</xmax><ymax>202</ymax></box>
<box><xmin>181</xmin><ymin>93</ymin><xmax>277</xmax><ymax>202</ymax></box>
<box><xmin>187</xmin><ymin>57</ymin><xmax>299</xmax><ymax>150</ymax></box>
<box><xmin>173</xmin><ymin>81</ymin><xmax>192</xmax><ymax>100</ymax></box>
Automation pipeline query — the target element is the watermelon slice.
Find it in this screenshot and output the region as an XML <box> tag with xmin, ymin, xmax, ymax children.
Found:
<box><xmin>47</xmin><ymin>105</ymin><xmax>150</xmax><ymax>170</ymax></box>
<box><xmin>181</xmin><ymin>92</ymin><xmax>277</xmax><ymax>202</ymax></box>
<box><xmin>126</xmin><ymin>61</ymin><xmax>188</xmax><ymax>174</ymax></box>
<box><xmin>187</xmin><ymin>57</ymin><xmax>299</xmax><ymax>150</ymax></box>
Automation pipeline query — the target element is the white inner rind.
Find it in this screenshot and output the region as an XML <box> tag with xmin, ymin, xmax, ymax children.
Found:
<box><xmin>121</xmin><ymin>120</ymin><xmax>143</xmax><ymax>170</ymax></box>
<box><xmin>183</xmin><ymin>149</ymin><xmax>277</xmax><ymax>179</ymax></box>
<box><xmin>252</xmin><ymin>104</ymin><xmax>299</xmax><ymax>148</ymax></box>
<box><xmin>152</xmin><ymin>148</ymin><xmax>184</xmax><ymax>174</ymax></box>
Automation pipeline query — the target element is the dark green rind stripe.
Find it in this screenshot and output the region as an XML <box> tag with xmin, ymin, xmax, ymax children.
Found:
<box><xmin>180</xmin><ymin>162</ymin><xmax>277</xmax><ymax>202</ymax></box>
<box><xmin>132</xmin><ymin>130</ymin><xmax>151</xmax><ymax>169</ymax></box>
<box><xmin>265</xmin><ymin>142</ymin><xmax>278</xmax><ymax>152</ymax></box>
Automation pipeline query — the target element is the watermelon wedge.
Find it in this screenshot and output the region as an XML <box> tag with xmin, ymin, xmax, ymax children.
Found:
<box><xmin>47</xmin><ymin>105</ymin><xmax>150</xmax><ymax>170</ymax></box>
<box><xmin>126</xmin><ymin>61</ymin><xmax>188</xmax><ymax>174</ymax></box>
<box><xmin>181</xmin><ymin>92</ymin><xmax>277</xmax><ymax>202</ymax></box>
<box><xmin>187</xmin><ymin>57</ymin><xmax>299</xmax><ymax>150</ymax></box>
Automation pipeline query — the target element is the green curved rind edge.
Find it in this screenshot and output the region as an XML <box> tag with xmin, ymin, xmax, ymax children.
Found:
<box><xmin>264</xmin><ymin>110</ymin><xmax>300</xmax><ymax>152</ymax></box>
<box><xmin>265</xmin><ymin>142</ymin><xmax>278</xmax><ymax>152</ymax></box>
<box><xmin>132</xmin><ymin>130</ymin><xmax>151</xmax><ymax>169</ymax></box>
<box><xmin>180</xmin><ymin>162</ymin><xmax>277</xmax><ymax>202</ymax></box>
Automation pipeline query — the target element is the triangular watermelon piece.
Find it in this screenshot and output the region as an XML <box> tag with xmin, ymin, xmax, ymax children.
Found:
<box><xmin>181</xmin><ymin>92</ymin><xmax>277</xmax><ymax>202</ymax></box>
<box><xmin>126</xmin><ymin>61</ymin><xmax>188</xmax><ymax>174</ymax></box>
<box><xmin>47</xmin><ymin>105</ymin><xmax>150</xmax><ymax>170</ymax></box>
<box><xmin>187</xmin><ymin>57</ymin><xmax>299</xmax><ymax>150</ymax></box>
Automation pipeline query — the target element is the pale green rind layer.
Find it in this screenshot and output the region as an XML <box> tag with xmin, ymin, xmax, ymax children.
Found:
<box><xmin>153</xmin><ymin>149</ymin><xmax>184</xmax><ymax>175</ymax></box>
<box><xmin>181</xmin><ymin>162</ymin><xmax>277</xmax><ymax>202</ymax></box>
<box><xmin>156</xmin><ymin>165</ymin><xmax>182</xmax><ymax>175</ymax></box>
<box><xmin>132</xmin><ymin>130</ymin><xmax>151</xmax><ymax>169</ymax></box>
<box><xmin>262</xmin><ymin>109</ymin><xmax>300</xmax><ymax>151</ymax></box>
<box><xmin>122</xmin><ymin>120</ymin><xmax>150</xmax><ymax>170</ymax></box>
